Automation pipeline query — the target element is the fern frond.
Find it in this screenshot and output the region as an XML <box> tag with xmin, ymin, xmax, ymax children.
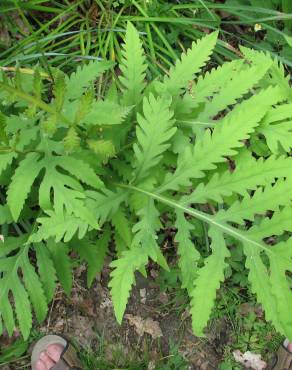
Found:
<box><xmin>185</xmin><ymin>155</ymin><xmax>292</xmax><ymax>204</ymax></box>
<box><xmin>159</xmin><ymin>86</ymin><xmax>283</xmax><ymax>192</ymax></box>
<box><xmin>133</xmin><ymin>94</ymin><xmax>175</xmax><ymax>182</ymax></box>
<box><xmin>65</xmin><ymin>60</ymin><xmax>113</xmax><ymax>101</ymax></box>
<box><xmin>216</xmin><ymin>179</ymin><xmax>292</xmax><ymax>225</ymax></box>
<box><xmin>109</xmin><ymin>246</ymin><xmax>148</xmax><ymax>323</ymax></box>
<box><xmin>119</xmin><ymin>22</ymin><xmax>147</xmax><ymax>107</ymax></box>
<box><xmin>190</xmin><ymin>227</ymin><xmax>230</xmax><ymax>336</ymax></box>
<box><xmin>7</xmin><ymin>153</ymin><xmax>42</xmax><ymax>221</ymax></box>
<box><xmin>157</xmin><ymin>31</ymin><xmax>218</xmax><ymax>96</ymax></box>
<box><xmin>175</xmin><ymin>211</ymin><xmax>200</xmax><ymax>293</ymax></box>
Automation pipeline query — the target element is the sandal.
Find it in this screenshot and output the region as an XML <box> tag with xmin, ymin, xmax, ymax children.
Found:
<box><xmin>31</xmin><ymin>335</ymin><xmax>82</xmax><ymax>370</ymax></box>
<box><xmin>271</xmin><ymin>339</ymin><xmax>292</xmax><ymax>370</ymax></box>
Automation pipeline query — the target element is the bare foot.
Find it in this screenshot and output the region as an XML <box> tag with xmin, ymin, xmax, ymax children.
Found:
<box><xmin>35</xmin><ymin>343</ymin><xmax>64</xmax><ymax>370</ymax></box>
<box><xmin>288</xmin><ymin>342</ymin><xmax>292</xmax><ymax>352</ymax></box>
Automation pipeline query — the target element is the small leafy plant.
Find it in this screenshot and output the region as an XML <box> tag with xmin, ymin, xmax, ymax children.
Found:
<box><xmin>0</xmin><ymin>23</ymin><xmax>291</xmax><ymax>341</ymax></box>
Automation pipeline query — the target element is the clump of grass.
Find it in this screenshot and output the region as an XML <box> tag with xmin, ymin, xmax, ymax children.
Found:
<box><xmin>1</xmin><ymin>0</ymin><xmax>291</xmax><ymax>77</ymax></box>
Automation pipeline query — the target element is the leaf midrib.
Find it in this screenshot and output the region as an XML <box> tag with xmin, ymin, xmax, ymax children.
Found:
<box><xmin>120</xmin><ymin>184</ymin><xmax>274</xmax><ymax>256</ymax></box>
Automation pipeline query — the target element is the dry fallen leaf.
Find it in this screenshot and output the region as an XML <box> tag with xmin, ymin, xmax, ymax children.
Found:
<box><xmin>233</xmin><ymin>350</ymin><xmax>267</xmax><ymax>370</ymax></box>
<box><xmin>140</xmin><ymin>288</ymin><xmax>147</xmax><ymax>304</ymax></box>
<box><xmin>125</xmin><ymin>314</ymin><xmax>163</xmax><ymax>339</ymax></box>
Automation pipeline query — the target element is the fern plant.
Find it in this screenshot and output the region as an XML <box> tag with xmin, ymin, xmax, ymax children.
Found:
<box><xmin>0</xmin><ymin>23</ymin><xmax>292</xmax><ymax>341</ymax></box>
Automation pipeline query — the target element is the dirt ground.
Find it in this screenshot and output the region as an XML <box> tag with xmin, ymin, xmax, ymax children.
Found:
<box><xmin>25</xmin><ymin>264</ymin><xmax>231</xmax><ymax>370</ymax></box>
<box><xmin>1</xmin><ymin>258</ymin><xmax>280</xmax><ymax>370</ymax></box>
<box><xmin>1</xmin><ymin>264</ymin><xmax>233</xmax><ymax>370</ymax></box>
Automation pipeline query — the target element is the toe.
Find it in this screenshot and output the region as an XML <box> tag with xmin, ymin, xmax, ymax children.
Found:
<box><xmin>46</xmin><ymin>343</ymin><xmax>64</xmax><ymax>363</ymax></box>
<box><xmin>35</xmin><ymin>359</ymin><xmax>47</xmax><ymax>370</ymax></box>
<box><xmin>40</xmin><ymin>351</ymin><xmax>56</xmax><ymax>369</ymax></box>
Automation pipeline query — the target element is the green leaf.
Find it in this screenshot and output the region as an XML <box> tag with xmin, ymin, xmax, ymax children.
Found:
<box><xmin>86</xmin><ymin>188</ymin><xmax>128</xmax><ymax>224</ymax></box>
<box><xmin>65</xmin><ymin>60</ymin><xmax>113</xmax><ymax>101</ymax></box>
<box><xmin>268</xmin><ymin>241</ymin><xmax>292</xmax><ymax>338</ymax></box>
<box><xmin>57</xmin><ymin>155</ymin><xmax>103</xmax><ymax>190</ymax></box>
<box><xmin>38</xmin><ymin>157</ymin><xmax>98</xmax><ymax>229</ymax></box>
<box><xmin>246</xmin><ymin>207</ymin><xmax>292</xmax><ymax>241</ymax></box>
<box><xmin>0</xmin><ymin>204</ymin><xmax>13</xmax><ymax>224</ymax></box>
<box><xmin>48</xmin><ymin>240</ymin><xmax>72</xmax><ymax>296</ymax></box>
<box><xmin>31</xmin><ymin>209</ymin><xmax>96</xmax><ymax>243</ymax></box>
<box><xmin>12</xmin><ymin>274</ymin><xmax>32</xmax><ymax>340</ymax></box>
<box><xmin>185</xmin><ymin>155</ymin><xmax>292</xmax><ymax>204</ymax></box>
<box><xmin>157</xmin><ymin>31</ymin><xmax>218</xmax><ymax>96</ymax></box>
<box><xmin>84</xmin><ymin>100</ymin><xmax>132</xmax><ymax>126</ymax></box>
<box><xmin>21</xmin><ymin>250</ymin><xmax>48</xmax><ymax>323</ymax></box>
<box><xmin>175</xmin><ymin>211</ymin><xmax>200</xmax><ymax>293</ymax></box>
<box><xmin>53</xmin><ymin>71</ymin><xmax>66</xmax><ymax>112</ymax></box>
<box><xmin>126</xmin><ymin>186</ymin><xmax>292</xmax><ymax>338</ymax></box>
<box><xmin>133</xmin><ymin>94</ymin><xmax>176</xmax><ymax>182</ymax></box>
<box><xmin>109</xmin><ymin>246</ymin><xmax>148</xmax><ymax>323</ymax></box>
<box><xmin>132</xmin><ymin>199</ymin><xmax>169</xmax><ymax>270</ymax></box>
<box><xmin>7</xmin><ymin>153</ymin><xmax>41</xmax><ymax>221</ymax></box>
<box><xmin>112</xmin><ymin>208</ymin><xmax>132</xmax><ymax>247</ymax></box>
<box><xmin>191</xmin><ymin>59</ymin><xmax>244</xmax><ymax>108</ymax></box>
<box><xmin>243</xmin><ymin>243</ymin><xmax>284</xmax><ymax>335</ymax></box>
<box><xmin>0</xmin><ymin>153</ymin><xmax>16</xmax><ymax>177</ymax></box>
<box><xmin>216</xmin><ymin>179</ymin><xmax>292</xmax><ymax>225</ymax></box>
<box><xmin>197</xmin><ymin>60</ymin><xmax>272</xmax><ymax>121</ymax></box>
<box><xmin>159</xmin><ymin>86</ymin><xmax>284</xmax><ymax>192</ymax></box>
<box><xmin>0</xmin><ymin>237</ymin><xmax>48</xmax><ymax>339</ymax></box>
<box><xmin>35</xmin><ymin>243</ymin><xmax>57</xmax><ymax>302</ymax></box>
<box><xmin>119</xmin><ymin>22</ymin><xmax>147</xmax><ymax>106</ymax></box>
<box><xmin>63</xmin><ymin>127</ymin><xmax>80</xmax><ymax>152</ymax></box>
<box><xmin>72</xmin><ymin>229</ymin><xmax>111</xmax><ymax>287</ymax></box>
<box><xmin>190</xmin><ymin>227</ymin><xmax>230</xmax><ymax>336</ymax></box>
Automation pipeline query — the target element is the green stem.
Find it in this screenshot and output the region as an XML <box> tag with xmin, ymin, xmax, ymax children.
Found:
<box><xmin>0</xmin><ymin>82</ymin><xmax>72</xmax><ymax>126</ymax></box>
